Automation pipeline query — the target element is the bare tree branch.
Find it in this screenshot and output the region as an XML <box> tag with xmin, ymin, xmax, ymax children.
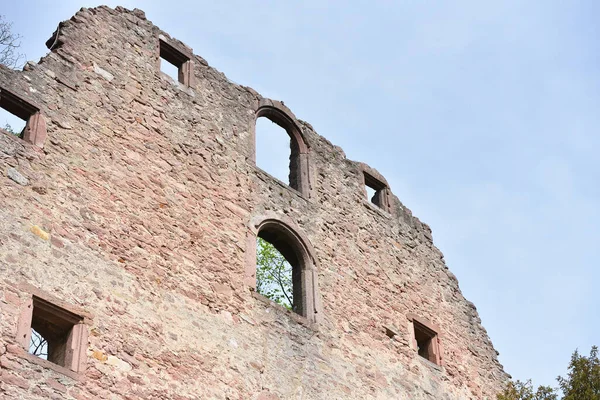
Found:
<box><xmin>275</xmin><ymin>257</ymin><xmax>293</xmax><ymax>308</ymax></box>
<box><xmin>0</xmin><ymin>15</ymin><xmax>24</xmax><ymax>69</ymax></box>
<box><xmin>30</xmin><ymin>329</ymin><xmax>48</xmax><ymax>358</ymax></box>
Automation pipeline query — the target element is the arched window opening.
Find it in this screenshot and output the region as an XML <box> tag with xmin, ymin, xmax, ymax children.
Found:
<box><xmin>256</xmin><ymin>237</ymin><xmax>294</xmax><ymax>310</ymax></box>
<box><xmin>253</xmin><ymin>219</ymin><xmax>320</xmax><ymax>320</ymax></box>
<box><xmin>257</xmin><ymin>226</ymin><xmax>306</xmax><ymax>316</ymax></box>
<box><xmin>255</xmin><ymin>116</ymin><xmax>292</xmax><ymax>185</ymax></box>
<box><xmin>254</xmin><ymin>102</ymin><xmax>311</xmax><ymax>197</ymax></box>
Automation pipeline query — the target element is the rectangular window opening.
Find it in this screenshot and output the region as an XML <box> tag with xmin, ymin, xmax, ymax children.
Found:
<box><xmin>364</xmin><ymin>172</ymin><xmax>387</xmax><ymax>209</ymax></box>
<box><xmin>0</xmin><ymin>89</ymin><xmax>37</xmax><ymax>138</ymax></box>
<box><xmin>414</xmin><ymin>320</ymin><xmax>439</xmax><ymax>365</ymax></box>
<box><xmin>365</xmin><ymin>185</ymin><xmax>377</xmax><ymax>203</ymax></box>
<box><xmin>159</xmin><ymin>39</ymin><xmax>190</xmax><ymax>85</ymax></box>
<box><xmin>29</xmin><ymin>297</ymin><xmax>83</xmax><ymax>369</ymax></box>
<box><xmin>0</xmin><ymin>107</ymin><xmax>26</xmax><ymax>137</ymax></box>
<box><xmin>160</xmin><ymin>57</ymin><xmax>181</xmax><ymax>83</ymax></box>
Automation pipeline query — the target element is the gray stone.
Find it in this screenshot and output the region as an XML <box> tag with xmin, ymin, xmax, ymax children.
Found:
<box><xmin>7</xmin><ymin>168</ymin><xmax>28</xmax><ymax>186</ymax></box>
<box><xmin>93</xmin><ymin>62</ymin><xmax>114</xmax><ymax>81</ymax></box>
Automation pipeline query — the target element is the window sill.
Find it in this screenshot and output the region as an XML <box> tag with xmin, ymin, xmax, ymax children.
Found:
<box><xmin>253</xmin><ymin>166</ymin><xmax>310</xmax><ymax>203</ymax></box>
<box><xmin>251</xmin><ymin>291</ymin><xmax>318</xmax><ymax>331</ymax></box>
<box><xmin>362</xmin><ymin>199</ymin><xmax>392</xmax><ymax>219</ymax></box>
<box><xmin>158</xmin><ymin>72</ymin><xmax>195</xmax><ymax>96</ymax></box>
<box><xmin>8</xmin><ymin>345</ymin><xmax>84</xmax><ymax>381</ymax></box>
<box><xmin>417</xmin><ymin>355</ymin><xmax>443</xmax><ymax>372</ymax></box>
<box><xmin>0</xmin><ymin>128</ymin><xmax>23</xmax><ymax>140</ymax></box>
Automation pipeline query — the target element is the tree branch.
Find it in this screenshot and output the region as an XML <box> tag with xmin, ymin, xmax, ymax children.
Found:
<box><xmin>275</xmin><ymin>258</ymin><xmax>293</xmax><ymax>308</ymax></box>
<box><xmin>0</xmin><ymin>15</ymin><xmax>24</xmax><ymax>68</ymax></box>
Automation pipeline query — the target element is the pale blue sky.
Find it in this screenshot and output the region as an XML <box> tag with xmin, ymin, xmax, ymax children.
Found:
<box><xmin>3</xmin><ymin>1</ymin><xmax>599</xmax><ymax>389</ymax></box>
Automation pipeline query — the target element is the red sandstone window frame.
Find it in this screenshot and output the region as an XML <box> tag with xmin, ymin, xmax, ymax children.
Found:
<box><xmin>158</xmin><ymin>37</ymin><xmax>193</xmax><ymax>87</ymax></box>
<box><xmin>246</xmin><ymin>212</ymin><xmax>322</xmax><ymax>324</ymax></box>
<box><xmin>361</xmin><ymin>165</ymin><xmax>392</xmax><ymax>214</ymax></box>
<box><xmin>253</xmin><ymin>98</ymin><xmax>312</xmax><ymax>198</ymax></box>
<box><xmin>407</xmin><ymin>314</ymin><xmax>443</xmax><ymax>367</ymax></box>
<box><xmin>0</xmin><ymin>87</ymin><xmax>47</xmax><ymax>148</ymax></box>
<box><xmin>15</xmin><ymin>285</ymin><xmax>91</xmax><ymax>379</ymax></box>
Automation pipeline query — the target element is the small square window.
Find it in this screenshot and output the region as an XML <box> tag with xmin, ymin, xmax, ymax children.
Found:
<box><xmin>159</xmin><ymin>38</ymin><xmax>193</xmax><ymax>86</ymax></box>
<box><xmin>160</xmin><ymin>57</ymin><xmax>180</xmax><ymax>82</ymax></box>
<box><xmin>363</xmin><ymin>171</ymin><xmax>389</xmax><ymax>210</ymax></box>
<box><xmin>0</xmin><ymin>88</ymin><xmax>47</xmax><ymax>147</ymax></box>
<box><xmin>17</xmin><ymin>295</ymin><xmax>88</xmax><ymax>374</ymax></box>
<box><xmin>412</xmin><ymin>319</ymin><xmax>441</xmax><ymax>366</ymax></box>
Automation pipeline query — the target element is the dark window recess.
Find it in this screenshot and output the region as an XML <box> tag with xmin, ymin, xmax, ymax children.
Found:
<box><xmin>29</xmin><ymin>297</ymin><xmax>83</xmax><ymax>368</ymax></box>
<box><xmin>159</xmin><ymin>39</ymin><xmax>192</xmax><ymax>86</ymax></box>
<box><xmin>414</xmin><ymin>320</ymin><xmax>439</xmax><ymax>364</ymax></box>
<box><xmin>364</xmin><ymin>172</ymin><xmax>389</xmax><ymax>209</ymax></box>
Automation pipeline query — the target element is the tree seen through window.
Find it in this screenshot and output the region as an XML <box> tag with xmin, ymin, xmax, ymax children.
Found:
<box><xmin>29</xmin><ymin>328</ymin><xmax>48</xmax><ymax>360</ymax></box>
<box><xmin>256</xmin><ymin>237</ymin><xmax>293</xmax><ymax>310</ymax></box>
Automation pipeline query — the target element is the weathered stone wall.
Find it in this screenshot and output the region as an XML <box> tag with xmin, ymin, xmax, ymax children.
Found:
<box><xmin>0</xmin><ymin>6</ymin><xmax>507</xmax><ymax>399</ymax></box>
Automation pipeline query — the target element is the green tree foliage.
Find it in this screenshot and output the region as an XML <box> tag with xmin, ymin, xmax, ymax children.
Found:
<box><xmin>498</xmin><ymin>346</ymin><xmax>600</xmax><ymax>400</ymax></box>
<box><xmin>256</xmin><ymin>237</ymin><xmax>293</xmax><ymax>310</ymax></box>
<box><xmin>497</xmin><ymin>380</ymin><xmax>557</xmax><ymax>400</ymax></box>
<box><xmin>0</xmin><ymin>15</ymin><xmax>23</xmax><ymax>68</ymax></box>
<box><xmin>558</xmin><ymin>346</ymin><xmax>600</xmax><ymax>400</ymax></box>
<box><xmin>3</xmin><ymin>123</ymin><xmax>18</xmax><ymax>135</ymax></box>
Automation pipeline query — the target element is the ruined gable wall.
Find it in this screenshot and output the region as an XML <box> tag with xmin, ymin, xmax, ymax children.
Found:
<box><xmin>0</xmin><ymin>6</ymin><xmax>507</xmax><ymax>400</ymax></box>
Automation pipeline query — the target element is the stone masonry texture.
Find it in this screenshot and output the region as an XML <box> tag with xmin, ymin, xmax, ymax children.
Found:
<box><xmin>0</xmin><ymin>6</ymin><xmax>508</xmax><ymax>400</ymax></box>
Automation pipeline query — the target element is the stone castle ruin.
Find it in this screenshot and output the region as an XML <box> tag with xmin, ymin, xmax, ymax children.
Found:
<box><xmin>0</xmin><ymin>6</ymin><xmax>508</xmax><ymax>399</ymax></box>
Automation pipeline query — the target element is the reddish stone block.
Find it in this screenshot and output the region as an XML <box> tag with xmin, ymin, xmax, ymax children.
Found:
<box><xmin>257</xmin><ymin>392</ymin><xmax>279</xmax><ymax>400</ymax></box>
<box><xmin>1</xmin><ymin>371</ymin><xmax>29</xmax><ymax>390</ymax></box>
<box><xmin>0</xmin><ymin>355</ymin><xmax>21</xmax><ymax>371</ymax></box>
<box><xmin>46</xmin><ymin>378</ymin><xmax>67</xmax><ymax>393</ymax></box>
<box><xmin>50</xmin><ymin>236</ymin><xmax>65</xmax><ymax>248</ymax></box>
<box><xmin>3</xmin><ymin>291</ymin><xmax>20</xmax><ymax>306</ymax></box>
